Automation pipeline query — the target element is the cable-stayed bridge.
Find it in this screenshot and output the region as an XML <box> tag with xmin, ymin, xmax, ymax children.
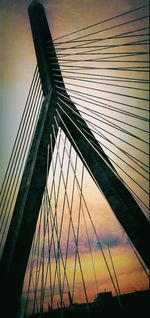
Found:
<box><xmin>0</xmin><ymin>1</ymin><xmax>149</xmax><ymax>317</ymax></box>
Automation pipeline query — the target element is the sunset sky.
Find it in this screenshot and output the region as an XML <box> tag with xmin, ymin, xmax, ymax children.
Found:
<box><xmin>0</xmin><ymin>0</ymin><xmax>149</xmax><ymax>315</ymax></box>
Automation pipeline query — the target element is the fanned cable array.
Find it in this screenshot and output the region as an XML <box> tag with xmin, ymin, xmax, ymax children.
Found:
<box><xmin>0</xmin><ymin>66</ymin><xmax>44</xmax><ymax>256</ymax></box>
<box><xmin>49</xmin><ymin>4</ymin><xmax>149</xmax><ymax>216</ymax></box>
<box><xmin>22</xmin><ymin>127</ymin><xmax>149</xmax><ymax>317</ymax></box>
<box><xmin>0</xmin><ymin>2</ymin><xmax>149</xmax><ymax>317</ymax></box>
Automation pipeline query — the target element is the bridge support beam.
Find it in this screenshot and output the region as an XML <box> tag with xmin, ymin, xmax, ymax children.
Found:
<box><xmin>0</xmin><ymin>1</ymin><xmax>60</xmax><ymax>317</ymax></box>
<box><xmin>0</xmin><ymin>90</ymin><xmax>59</xmax><ymax>317</ymax></box>
<box><xmin>59</xmin><ymin>95</ymin><xmax>150</xmax><ymax>270</ymax></box>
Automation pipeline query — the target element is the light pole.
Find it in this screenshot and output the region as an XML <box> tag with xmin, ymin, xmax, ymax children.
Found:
<box><xmin>97</xmin><ymin>240</ymin><xmax>121</xmax><ymax>296</ymax></box>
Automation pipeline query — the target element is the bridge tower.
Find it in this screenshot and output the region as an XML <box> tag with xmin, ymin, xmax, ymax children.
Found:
<box><xmin>0</xmin><ymin>1</ymin><xmax>149</xmax><ymax>317</ymax></box>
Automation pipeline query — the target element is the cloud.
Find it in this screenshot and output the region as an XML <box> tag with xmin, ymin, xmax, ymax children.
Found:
<box><xmin>23</xmin><ymin>244</ymin><xmax>148</xmax><ymax>315</ymax></box>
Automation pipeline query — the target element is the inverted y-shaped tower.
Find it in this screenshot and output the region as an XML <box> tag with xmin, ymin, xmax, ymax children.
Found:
<box><xmin>0</xmin><ymin>1</ymin><xmax>149</xmax><ymax>317</ymax></box>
